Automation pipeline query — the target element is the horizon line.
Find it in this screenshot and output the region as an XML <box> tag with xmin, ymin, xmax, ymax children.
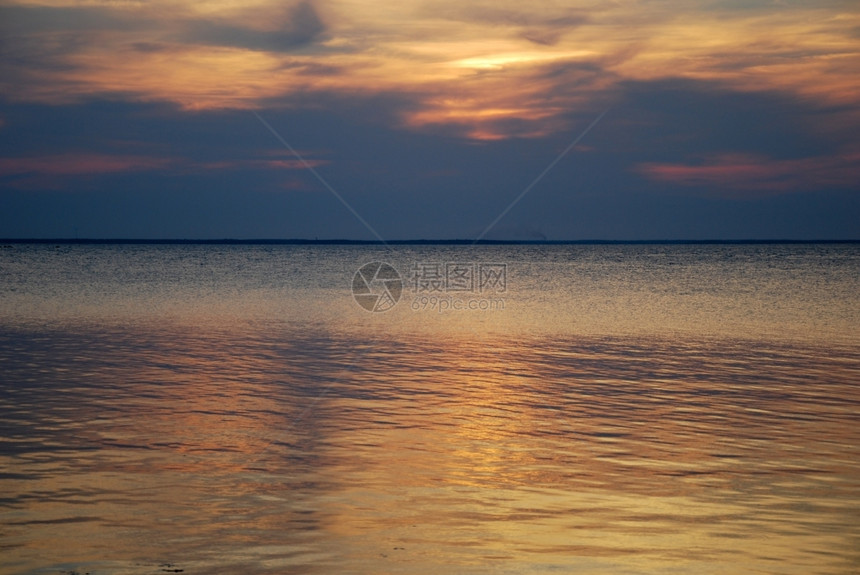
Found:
<box><xmin>1</xmin><ymin>238</ymin><xmax>858</xmax><ymax>245</ymax></box>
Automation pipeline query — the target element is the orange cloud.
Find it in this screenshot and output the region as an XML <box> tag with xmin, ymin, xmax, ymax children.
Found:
<box><xmin>0</xmin><ymin>153</ymin><xmax>172</xmax><ymax>176</ymax></box>
<box><xmin>1</xmin><ymin>0</ymin><xmax>858</xmax><ymax>139</ymax></box>
<box><xmin>0</xmin><ymin>153</ymin><xmax>326</xmax><ymax>185</ymax></box>
<box><xmin>636</xmin><ymin>152</ymin><xmax>860</xmax><ymax>196</ymax></box>
<box><xmin>195</xmin><ymin>159</ymin><xmax>326</xmax><ymax>171</ymax></box>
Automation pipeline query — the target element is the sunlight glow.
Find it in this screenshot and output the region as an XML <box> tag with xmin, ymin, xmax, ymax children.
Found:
<box><xmin>451</xmin><ymin>50</ymin><xmax>596</xmax><ymax>70</ymax></box>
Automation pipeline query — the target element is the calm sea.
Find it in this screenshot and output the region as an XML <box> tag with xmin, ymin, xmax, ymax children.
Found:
<box><xmin>1</xmin><ymin>243</ymin><xmax>858</xmax><ymax>574</ymax></box>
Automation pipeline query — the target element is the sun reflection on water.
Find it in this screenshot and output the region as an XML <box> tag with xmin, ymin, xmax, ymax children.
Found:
<box><xmin>1</xmin><ymin>244</ymin><xmax>858</xmax><ymax>574</ymax></box>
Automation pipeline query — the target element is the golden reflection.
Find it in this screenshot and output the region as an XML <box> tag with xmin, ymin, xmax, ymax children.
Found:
<box><xmin>2</xmin><ymin>246</ymin><xmax>859</xmax><ymax>573</ymax></box>
<box><xmin>309</xmin><ymin>331</ymin><xmax>860</xmax><ymax>573</ymax></box>
<box><xmin>2</xmin><ymin>316</ymin><xmax>859</xmax><ymax>573</ymax></box>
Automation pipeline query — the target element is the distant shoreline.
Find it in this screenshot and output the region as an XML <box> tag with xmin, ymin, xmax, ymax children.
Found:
<box><xmin>1</xmin><ymin>239</ymin><xmax>858</xmax><ymax>245</ymax></box>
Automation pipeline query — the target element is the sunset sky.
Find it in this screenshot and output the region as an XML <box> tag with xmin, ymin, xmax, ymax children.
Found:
<box><xmin>1</xmin><ymin>0</ymin><xmax>858</xmax><ymax>239</ymax></box>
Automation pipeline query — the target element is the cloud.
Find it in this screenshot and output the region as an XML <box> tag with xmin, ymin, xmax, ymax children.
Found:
<box><xmin>0</xmin><ymin>0</ymin><xmax>858</xmax><ymax>141</ymax></box>
<box><xmin>636</xmin><ymin>152</ymin><xmax>860</xmax><ymax>196</ymax></box>
<box><xmin>418</xmin><ymin>1</ymin><xmax>590</xmax><ymax>45</ymax></box>
<box><xmin>191</xmin><ymin>158</ymin><xmax>327</xmax><ymax>172</ymax></box>
<box><xmin>0</xmin><ymin>152</ymin><xmax>328</xmax><ymax>183</ymax></box>
<box><xmin>0</xmin><ymin>153</ymin><xmax>172</xmax><ymax>177</ymax></box>
<box><xmin>0</xmin><ymin>152</ymin><xmax>173</xmax><ymax>191</ymax></box>
<box><xmin>182</xmin><ymin>1</ymin><xmax>326</xmax><ymax>52</ymax></box>
<box><xmin>1</xmin><ymin>92</ymin><xmax>857</xmax><ymax>239</ymax></box>
<box><xmin>0</xmin><ymin>4</ymin><xmax>142</xmax><ymax>34</ymax></box>
<box><xmin>401</xmin><ymin>57</ymin><xmax>616</xmax><ymax>140</ymax></box>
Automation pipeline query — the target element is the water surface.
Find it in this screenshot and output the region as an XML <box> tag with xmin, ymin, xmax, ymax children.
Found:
<box><xmin>1</xmin><ymin>243</ymin><xmax>858</xmax><ymax>574</ymax></box>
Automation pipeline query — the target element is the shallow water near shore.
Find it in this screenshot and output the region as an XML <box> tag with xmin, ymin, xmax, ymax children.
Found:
<box><xmin>1</xmin><ymin>243</ymin><xmax>858</xmax><ymax>574</ymax></box>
